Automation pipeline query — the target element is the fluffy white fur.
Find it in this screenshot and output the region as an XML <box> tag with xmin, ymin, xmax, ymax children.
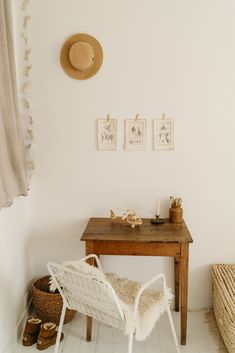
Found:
<box><xmin>50</xmin><ymin>260</ymin><xmax>173</xmax><ymax>341</ymax></box>
<box><xmin>106</xmin><ymin>272</ymin><xmax>173</xmax><ymax>341</ymax></box>
<box><xmin>49</xmin><ymin>259</ymin><xmax>105</xmax><ymax>292</ymax></box>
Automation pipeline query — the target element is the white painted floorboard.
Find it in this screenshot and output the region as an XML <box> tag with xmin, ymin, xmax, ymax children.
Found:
<box><xmin>15</xmin><ymin>311</ymin><xmax>222</xmax><ymax>353</ymax></box>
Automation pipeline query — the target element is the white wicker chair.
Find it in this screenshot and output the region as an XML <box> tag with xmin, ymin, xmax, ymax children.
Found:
<box><xmin>47</xmin><ymin>254</ymin><xmax>180</xmax><ymax>353</ymax></box>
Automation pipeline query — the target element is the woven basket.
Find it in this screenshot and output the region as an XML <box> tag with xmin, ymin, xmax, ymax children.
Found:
<box><xmin>212</xmin><ymin>264</ymin><xmax>235</xmax><ymax>353</ymax></box>
<box><xmin>32</xmin><ymin>276</ymin><xmax>76</xmax><ymax>325</ymax></box>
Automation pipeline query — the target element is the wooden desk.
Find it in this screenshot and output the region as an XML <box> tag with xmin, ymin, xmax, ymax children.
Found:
<box><xmin>81</xmin><ymin>218</ymin><xmax>193</xmax><ymax>345</ymax></box>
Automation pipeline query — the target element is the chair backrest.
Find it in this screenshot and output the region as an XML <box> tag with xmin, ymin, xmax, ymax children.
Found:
<box><xmin>47</xmin><ymin>262</ymin><xmax>125</xmax><ymax>330</ymax></box>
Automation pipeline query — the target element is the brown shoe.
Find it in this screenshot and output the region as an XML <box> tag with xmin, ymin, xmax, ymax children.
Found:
<box><xmin>22</xmin><ymin>318</ymin><xmax>42</xmax><ymax>346</ymax></box>
<box><xmin>36</xmin><ymin>322</ymin><xmax>64</xmax><ymax>350</ymax></box>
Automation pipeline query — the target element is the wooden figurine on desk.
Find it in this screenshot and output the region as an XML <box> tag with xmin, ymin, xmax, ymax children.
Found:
<box><xmin>110</xmin><ymin>209</ymin><xmax>143</xmax><ymax>228</ymax></box>
<box><xmin>169</xmin><ymin>196</ymin><xmax>183</xmax><ymax>223</ymax></box>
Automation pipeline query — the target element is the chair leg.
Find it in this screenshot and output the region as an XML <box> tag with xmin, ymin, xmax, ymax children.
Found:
<box><xmin>54</xmin><ymin>301</ymin><xmax>66</xmax><ymax>353</ymax></box>
<box><xmin>166</xmin><ymin>306</ymin><xmax>180</xmax><ymax>353</ymax></box>
<box><xmin>127</xmin><ymin>331</ymin><xmax>134</xmax><ymax>353</ymax></box>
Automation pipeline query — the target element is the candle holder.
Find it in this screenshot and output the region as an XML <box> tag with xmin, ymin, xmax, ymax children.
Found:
<box><xmin>151</xmin><ymin>215</ymin><xmax>165</xmax><ymax>225</ymax></box>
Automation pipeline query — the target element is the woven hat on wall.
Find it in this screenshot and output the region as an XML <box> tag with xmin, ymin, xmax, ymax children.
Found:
<box><xmin>60</xmin><ymin>33</ymin><xmax>103</xmax><ymax>80</ymax></box>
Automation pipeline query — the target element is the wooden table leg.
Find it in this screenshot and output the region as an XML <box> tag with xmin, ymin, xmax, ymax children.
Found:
<box><xmin>180</xmin><ymin>243</ymin><xmax>189</xmax><ymax>345</ymax></box>
<box><xmin>86</xmin><ymin>316</ymin><xmax>92</xmax><ymax>342</ymax></box>
<box><xmin>174</xmin><ymin>256</ymin><xmax>180</xmax><ymax>312</ymax></box>
<box><xmin>85</xmin><ymin>241</ymin><xmax>95</xmax><ymax>342</ymax></box>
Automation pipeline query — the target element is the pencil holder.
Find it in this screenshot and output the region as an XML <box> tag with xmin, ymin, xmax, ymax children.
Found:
<box><xmin>169</xmin><ymin>196</ymin><xmax>183</xmax><ymax>223</ymax></box>
<box><xmin>169</xmin><ymin>206</ymin><xmax>183</xmax><ymax>223</ymax></box>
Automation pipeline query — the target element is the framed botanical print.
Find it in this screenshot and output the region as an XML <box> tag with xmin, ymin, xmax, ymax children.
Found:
<box><xmin>125</xmin><ymin>119</ymin><xmax>146</xmax><ymax>151</ymax></box>
<box><xmin>97</xmin><ymin>118</ymin><xmax>117</xmax><ymax>151</ymax></box>
<box><xmin>153</xmin><ymin>119</ymin><xmax>174</xmax><ymax>150</ymax></box>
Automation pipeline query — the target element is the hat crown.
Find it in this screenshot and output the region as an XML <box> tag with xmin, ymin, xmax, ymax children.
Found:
<box><xmin>69</xmin><ymin>41</ymin><xmax>94</xmax><ymax>71</ymax></box>
<box><xmin>60</xmin><ymin>33</ymin><xmax>103</xmax><ymax>80</ymax></box>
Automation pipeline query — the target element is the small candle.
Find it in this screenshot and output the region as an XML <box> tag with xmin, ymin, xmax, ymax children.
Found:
<box><xmin>156</xmin><ymin>201</ymin><xmax>160</xmax><ymax>216</ymax></box>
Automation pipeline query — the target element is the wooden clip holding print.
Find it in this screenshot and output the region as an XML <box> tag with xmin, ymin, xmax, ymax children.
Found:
<box><xmin>135</xmin><ymin>113</ymin><xmax>140</xmax><ymax>121</ymax></box>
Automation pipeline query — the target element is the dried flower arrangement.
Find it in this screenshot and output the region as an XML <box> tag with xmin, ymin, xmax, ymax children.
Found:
<box><xmin>170</xmin><ymin>196</ymin><xmax>182</xmax><ymax>208</ymax></box>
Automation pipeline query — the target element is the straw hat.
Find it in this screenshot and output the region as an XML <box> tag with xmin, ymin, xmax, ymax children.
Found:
<box><xmin>60</xmin><ymin>33</ymin><xmax>103</xmax><ymax>80</ymax></box>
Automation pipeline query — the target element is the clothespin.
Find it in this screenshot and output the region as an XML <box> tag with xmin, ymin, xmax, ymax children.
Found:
<box><xmin>135</xmin><ymin>113</ymin><xmax>140</xmax><ymax>121</ymax></box>
<box><xmin>106</xmin><ymin>114</ymin><xmax>110</xmax><ymax>122</ymax></box>
<box><xmin>24</xmin><ymin>49</ymin><xmax>31</xmax><ymax>60</ymax></box>
<box><xmin>23</xmin><ymin>16</ymin><xmax>31</xmax><ymax>28</ymax></box>
<box><xmin>161</xmin><ymin>113</ymin><xmax>166</xmax><ymax>120</ymax></box>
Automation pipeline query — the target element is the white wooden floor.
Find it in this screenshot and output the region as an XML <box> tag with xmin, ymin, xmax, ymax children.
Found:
<box><xmin>15</xmin><ymin>311</ymin><xmax>224</xmax><ymax>353</ymax></box>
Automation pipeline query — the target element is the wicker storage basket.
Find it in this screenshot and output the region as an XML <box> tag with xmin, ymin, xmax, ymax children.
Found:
<box><xmin>32</xmin><ymin>276</ymin><xmax>76</xmax><ymax>325</ymax></box>
<box><xmin>212</xmin><ymin>264</ymin><xmax>235</xmax><ymax>353</ymax></box>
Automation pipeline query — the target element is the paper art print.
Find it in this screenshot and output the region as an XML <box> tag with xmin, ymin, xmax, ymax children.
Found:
<box><xmin>125</xmin><ymin>119</ymin><xmax>146</xmax><ymax>151</ymax></box>
<box><xmin>153</xmin><ymin>119</ymin><xmax>174</xmax><ymax>150</ymax></box>
<box><xmin>97</xmin><ymin>119</ymin><xmax>117</xmax><ymax>151</ymax></box>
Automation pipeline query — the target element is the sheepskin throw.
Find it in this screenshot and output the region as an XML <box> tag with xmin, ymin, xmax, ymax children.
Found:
<box><xmin>106</xmin><ymin>272</ymin><xmax>173</xmax><ymax>341</ymax></box>
<box><xmin>50</xmin><ymin>259</ymin><xmax>173</xmax><ymax>341</ymax></box>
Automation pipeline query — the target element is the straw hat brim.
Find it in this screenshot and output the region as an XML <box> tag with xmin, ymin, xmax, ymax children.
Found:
<box><xmin>60</xmin><ymin>33</ymin><xmax>103</xmax><ymax>80</ymax></box>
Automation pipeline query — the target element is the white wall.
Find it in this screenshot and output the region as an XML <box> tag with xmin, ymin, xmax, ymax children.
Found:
<box><xmin>0</xmin><ymin>197</ymin><xmax>30</xmax><ymax>353</ymax></box>
<box><xmin>28</xmin><ymin>0</ymin><xmax>235</xmax><ymax>309</ymax></box>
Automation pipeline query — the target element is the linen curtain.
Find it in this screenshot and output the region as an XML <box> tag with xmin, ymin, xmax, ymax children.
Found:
<box><xmin>0</xmin><ymin>0</ymin><xmax>28</xmax><ymax>208</ymax></box>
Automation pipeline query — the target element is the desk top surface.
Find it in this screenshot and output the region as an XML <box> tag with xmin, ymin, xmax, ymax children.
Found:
<box><xmin>81</xmin><ymin>218</ymin><xmax>193</xmax><ymax>243</ymax></box>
